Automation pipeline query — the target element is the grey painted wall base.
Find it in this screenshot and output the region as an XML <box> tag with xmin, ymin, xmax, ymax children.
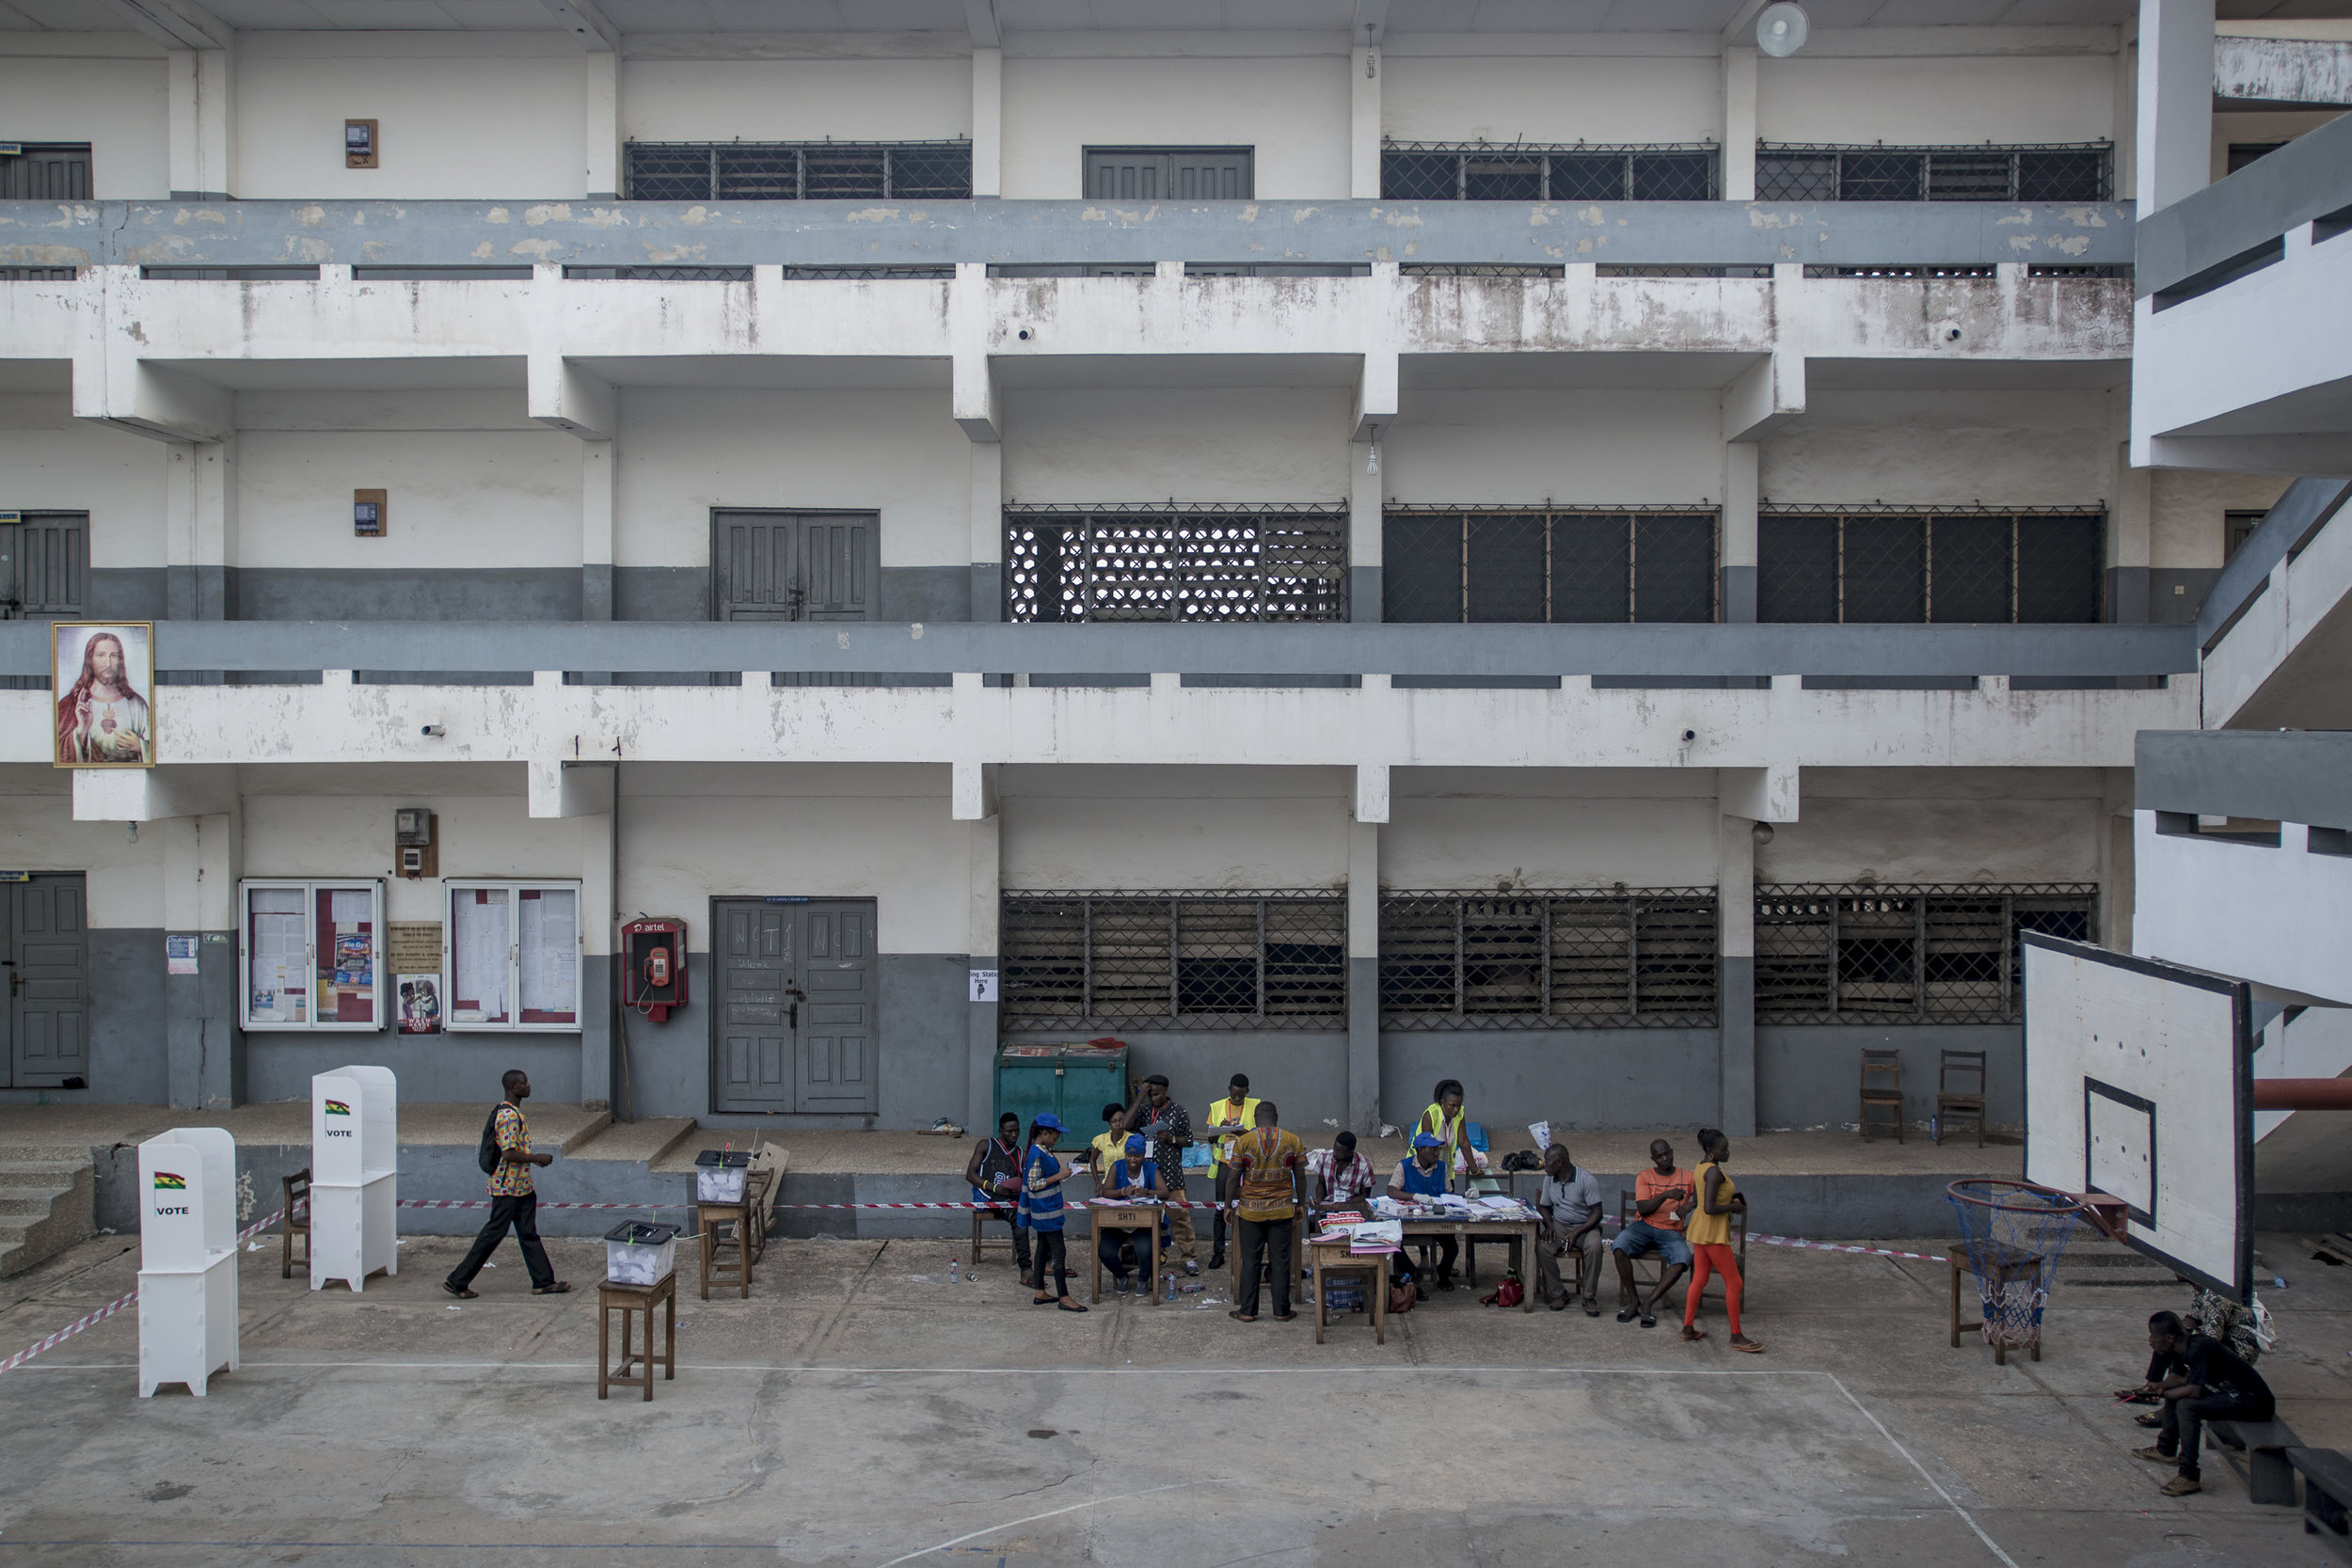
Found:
<box><xmin>1721</xmin><ymin>958</ymin><xmax>1756</xmax><ymax>1138</ymax></box>
<box><xmin>91</xmin><ymin>1145</ymin><xmax>2087</xmax><ymax>1243</ymax></box>
<box><xmin>1721</xmin><ymin>564</ymin><xmax>1757</xmax><ymax>624</ymax></box>
<box><xmin>1347</xmin><ymin>955</ymin><xmax>1378</xmax><ymax>1133</ymax></box>
<box><xmin>1384</xmin><ymin>1029</ymin><xmax>1722</xmax><ymax>1132</ymax></box>
<box><xmin>1757</xmin><ymin>1023</ymin><xmax>2023</xmax><ymax>1132</ymax></box>
<box><xmin>167</xmin><ymin>935</ymin><xmax>242</xmax><ymax>1110</ymax></box>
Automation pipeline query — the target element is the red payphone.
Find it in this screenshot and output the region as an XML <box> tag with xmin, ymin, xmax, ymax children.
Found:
<box><xmin>621</xmin><ymin>916</ymin><xmax>688</xmax><ymax>1022</ymax></box>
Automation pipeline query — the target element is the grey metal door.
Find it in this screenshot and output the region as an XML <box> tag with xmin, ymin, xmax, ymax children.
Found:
<box><xmin>795</xmin><ymin>902</ymin><xmax>876</xmax><ymax>1114</ymax></box>
<box><xmin>711</xmin><ymin>511</ymin><xmax>877</xmax><ymax>687</ymax></box>
<box><xmin>1086</xmin><ymin>148</ymin><xmax>1252</xmax><ymax>200</ymax></box>
<box><xmin>713</xmin><ymin>902</ymin><xmax>794</xmax><ymax>1114</ymax></box>
<box><xmin>8</xmin><ymin>875</ymin><xmax>88</xmax><ymax>1087</ymax></box>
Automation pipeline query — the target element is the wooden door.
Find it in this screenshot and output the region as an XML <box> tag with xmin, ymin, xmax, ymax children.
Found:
<box><xmin>9</xmin><ymin>875</ymin><xmax>88</xmax><ymax>1087</ymax></box>
<box><xmin>794</xmin><ymin>902</ymin><xmax>876</xmax><ymax>1114</ymax></box>
<box><xmin>713</xmin><ymin>902</ymin><xmax>793</xmax><ymax>1114</ymax></box>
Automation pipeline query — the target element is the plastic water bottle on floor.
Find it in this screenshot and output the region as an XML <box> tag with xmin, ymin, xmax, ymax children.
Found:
<box><xmin>949</xmin><ymin>1258</ymin><xmax>959</xmax><ymax>1284</ymax></box>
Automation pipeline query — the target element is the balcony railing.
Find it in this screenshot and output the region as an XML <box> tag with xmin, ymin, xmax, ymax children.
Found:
<box><xmin>2136</xmin><ymin>110</ymin><xmax>2352</xmax><ymax>304</ymax></box>
<box><xmin>0</xmin><ymin>198</ymin><xmax>2136</xmax><ymax>274</ymax></box>
<box><xmin>0</xmin><ymin>620</ymin><xmax>2195</xmax><ymax>683</ymax></box>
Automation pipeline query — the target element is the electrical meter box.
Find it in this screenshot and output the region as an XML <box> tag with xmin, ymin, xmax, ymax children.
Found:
<box><xmin>622</xmin><ymin>916</ymin><xmax>687</xmax><ymax>1022</ymax></box>
<box><xmin>392</xmin><ymin>809</ymin><xmax>437</xmax><ymax>879</ymax></box>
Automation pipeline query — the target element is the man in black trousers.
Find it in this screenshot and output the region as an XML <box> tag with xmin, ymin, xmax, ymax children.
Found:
<box><xmin>2134</xmin><ymin>1309</ymin><xmax>2274</xmax><ymax>1496</ymax></box>
<box><xmin>444</xmin><ymin>1069</ymin><xmax>570</xmax><ymax>1298</ymax></box>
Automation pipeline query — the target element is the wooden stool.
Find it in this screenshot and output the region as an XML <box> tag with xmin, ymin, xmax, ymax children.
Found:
<box><xmin>1308</xmin><ymin>1239</ymin><xmax>1387</xmax><ymax>1345</ymax></box>
<box><xmin>598</xmin><ymin>1272</ymin><xmax>676</xmax><ymax>1402</ymax></box>
<box><xmin>280</xmin><ymin>1168</ymin><xmax>310</xmax><ymax>1281</ymax></box>
<box><xmin>1949</xmin><ymin>1243</ymin><xmax>2044</xmax><ymax>1364</ymax></box>
<box><xmin>694</xmin><ymin>1149</ymin><xmax>777</xmax><ymax>1301</ymax></box>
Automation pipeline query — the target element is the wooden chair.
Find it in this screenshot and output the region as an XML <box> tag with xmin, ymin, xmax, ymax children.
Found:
<box><xmin>1935</xmin><ymin>1050</ymin><xmax>1989</xmax><ymax>1147</ymax></box>
<box><xmin>971</xmin><ymin>1202</ymin><xmax>1025</xmax><ymax>1265</ymax></box>
<box><xmin>280</xmin><ymin>1169</ymin><xmax>310</xmax><ymax>1280</ymax></box>
<box><xmin>1613</xmin><ymin>1190</ymin><xmax>1747</xmax><ymax>1303</ymax></box>
<box><xmin>1860</xmin><ymin>1049</ymin><xmax>1905</xmax><ymax>1143</ymax></box>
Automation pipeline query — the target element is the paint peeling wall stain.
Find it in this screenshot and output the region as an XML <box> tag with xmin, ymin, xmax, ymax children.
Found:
<box><xmin>844</xmin><ymin>207</ymin><xmax>902</xmax><ymax>223</ymax></box>
<box><xmin>524</xmin><ymin>204</ymin><xmax>572</xmax><ymax>226</ymax></box>
<box><xmin>579</xmin><ymin>207</ymin><xmax>631</xmax><ymax>230</ymax></box>
<box><xmin>485</xmin><ymin>207</ymin><xmax>512</xmax><ymax>225</ymax></box>
<box><xmin>509</xmin><ymin>238</ymin><xmax>560</xmax><ymax>260</ymax></box>
<box><xmin>294</xmin><ymin>205</ymin><xmax>326</xmax><ymax>229</ymax></box>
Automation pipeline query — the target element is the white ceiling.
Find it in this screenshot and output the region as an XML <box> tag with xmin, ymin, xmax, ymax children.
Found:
<box><xmin>3</xmin><ymin>0</ymin><xmax>2346</xmax><ymax>36</ymax></box>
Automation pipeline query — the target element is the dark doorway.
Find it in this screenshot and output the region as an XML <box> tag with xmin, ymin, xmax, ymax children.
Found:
<box><xmin>711</xmin><ymin>898</ymin><xmax>876</xmax><ymax>1115</ymax></box>
<box><xmin>5</xmin><ymin>874</ymin><xmax>88</xmax><ymax>1087</ymax></box>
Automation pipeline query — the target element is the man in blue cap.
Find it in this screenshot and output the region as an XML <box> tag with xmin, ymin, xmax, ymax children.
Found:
<box><xmin>1021</xmin><ymin>1114</ymin><xmax>1086</xmax><ymax>1311</ymax></box>
<box><xmin>1388</xmin><ymin>1132</ymin><xmax>1458</xmax><ymax>1292</ymax></box>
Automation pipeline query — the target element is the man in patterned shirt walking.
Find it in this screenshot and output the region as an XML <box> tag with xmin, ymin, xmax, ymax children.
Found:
<box><xmin>444</xmin><ymin>1069</ymin><xmax>569</xmax><ymax>1298</ymax></box>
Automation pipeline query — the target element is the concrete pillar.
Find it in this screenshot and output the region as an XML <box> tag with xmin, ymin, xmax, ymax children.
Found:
<box><xmin>1347</xmin><ymin>818</ymin><xmax>1380</xmax><ymax>1132</ymax></box>
<box><xmin>967</xmin><ymin>814</ymin><xmax>1001</xmax><ymax>1130</ymax></box>
<box><xmin>1350</xmin><ymin>45</ymin><xmax>1382</xmax><ymax>199</ymax></box>
<box><xmin>585</xmin><ymin>52</ymin><xmax>619</xmax><ymax>200</ymax></box>
<box><xmin>972</xmin><ymin>48</ymin><xmax>1003</xmax><ymax>198</ymax></box>
<box><xmin>581</xmin><ymin>439</ymin><xmax>616</xmax><ymax>621</ymax></box>
<box><xmin>166</xmin><ymin>438</ymin><xmax>233</xmax><ymax>622</ymax></box>
<box><xmin>1721</xmin><ymin>440</ymin><xmax>1758</xmax><ymax>623</ymax></box>
<box><xmin>2135</xmin><ymin>0</ymin><xmax>2214</xmax><ymax>213</ymax></box>
<box><xmin>167</xmin><ymin>48</ymin><xmax>234</xmax><ymax>199</ymax></box>
<box><xmin>164</xmin><ymin>806</ymin><xmax>242</xmax><ymax>1110</ymax></box>
<box><xmin>1718</xmin><ymin>811</ymin><xmax>1757</xmax><ymax>1137</ymax></box>
<box><xmin>1721</xmin><ymin>45</ymin><xmax>1757</xmax><ymax>201</ymax></box>
<box><xmin>579</xmin><ymin>782</ymin><xmax>616</xmax><ymax>1111</ymax></box>
<box><xmin>2108</xmin><ymin>436</ymin><xmax>2154</xmax><ymax>624</ymax></box>
<box><xmin>1350</xmin><ymin>449</ymin><xmax>1383</xmax><ymax>623</ymax></box>
<box><xmin>970</xmin><ymin>439</ymin><xmax>1004</xmax><ymax>622</ymax></box>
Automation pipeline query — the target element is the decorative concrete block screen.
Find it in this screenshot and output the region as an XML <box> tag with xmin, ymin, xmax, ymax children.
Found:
<box><xmin>1382</xmin><ymin>143</ymin><xmax>1717</xmax><ymax>202</ymax></box>
<box><xmin>624</xmin><ymin>142</ymin><xmax>973</xmax><ymax>201</ymax></box>
<box><xmin>1383</xmin><ymin>508</ymin><xmax>1719</xmax><ymax>625</ymax></box>
<box><xmin>1378</xmin><ymin>889</ymin><xmax>1720</xmax><ymax>1029</ymax></box>
<box><xmin>1004</xmin><ymin>505</ymin><xmax>1349</xmax><ymax>624</ymax></box>
<box><xmin>1757</xmin><ymin>507</ymin><xmax>2104</xmax><ymax>625</ymax></box>
<box><xmin>1754</xmin><ymin>884</ymin><xmax>2097</xmax><ymax>1025</ymax></box>
<box><xmin>1001</xmin><ymin>892</ymin><xmax>1347</xmax><ymax>1031</ymax></box>
<box><xmin>1755</xmin><ymin>144</ymin><xmax>2110</xmax><ymax>203</ymax></box>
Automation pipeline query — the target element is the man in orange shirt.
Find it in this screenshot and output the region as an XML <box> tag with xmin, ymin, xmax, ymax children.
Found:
<box><xmin>1610</xmin><ymin>1137</ymin><xmax>1694</xmax><ymax>1328</ymax></box>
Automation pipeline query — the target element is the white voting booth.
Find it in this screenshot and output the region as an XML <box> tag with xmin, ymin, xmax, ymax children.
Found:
<box><xmin>137</xmin><ymin>1126</ymin><xmax>239</xmax><ymax>1398</ymax></box>
<box><xmin>311</xmin><ymin>1066</ymin><xmax>399</xmax><ymax>1291</ymax></box>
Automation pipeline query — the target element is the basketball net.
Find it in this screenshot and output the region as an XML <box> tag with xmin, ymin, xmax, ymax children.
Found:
<box><xmin>1947</xmin><ymin>1180</ymin><xmax>2116</xmax><ymax>1358</ymax></box>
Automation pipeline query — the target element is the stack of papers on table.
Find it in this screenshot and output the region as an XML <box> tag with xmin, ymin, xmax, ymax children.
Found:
<box><xmin>1349</xmin><ymin>1220</ymin><xmax>1403</xmax><ymax>1255</ymax></box>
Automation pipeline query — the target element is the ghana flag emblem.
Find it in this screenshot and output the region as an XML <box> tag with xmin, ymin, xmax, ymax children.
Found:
<box><xmin>325</xmin><ymin>1100</ymin><xmax>352</xmax><ymax>1116</ymax></box>
<box><xmin>152</xmin><ymin>1171</ymin><xmax>186</xmax><ymax>1190</ymax></box>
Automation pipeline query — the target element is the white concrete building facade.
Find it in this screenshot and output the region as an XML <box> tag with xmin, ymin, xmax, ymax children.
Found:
<box><xmin>0</xmin><ymin>0</ymin><xmax>2337</xmax><ymax>1137</ymax></box>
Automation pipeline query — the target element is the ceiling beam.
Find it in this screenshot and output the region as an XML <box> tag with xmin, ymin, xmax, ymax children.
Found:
<box><xmin>538</xmin><ymin>0</ymin><xmax>619</xmax><ymax>54</ymax></box>
<box><xmin>1354</xmin><ymin>0</ymin><xmax>1390</xmax><ymax>48</ymax></box>
<box><xmin>101</xmin><ymin>0</ymin><xmax>232</xmax><ymax>50</ymax></box>
<box><xmin>1721</xmin><ymin>0</ymin><xmax>1770</xmax><ymax>45</ymax></box>
<box><xmin>965</xmin><ymin>0</ymin><xmax>1001</xmax><ymax>49</ymax></box>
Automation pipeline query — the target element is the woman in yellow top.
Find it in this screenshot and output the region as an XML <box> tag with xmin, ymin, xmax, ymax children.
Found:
<box><xmin>1415</xmin><ymin>1079</ymin><xmax>1471</xmax><ymax>1187</ymax></box>
<box><xmin>1682</xmin><ymin>1128</ymin><xmax>1762</xmax><ymax>1353</ymax></box>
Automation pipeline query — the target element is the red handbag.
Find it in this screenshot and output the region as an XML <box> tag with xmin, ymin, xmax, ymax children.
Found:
<box><xmin>1481</xmin><ymin>1276</ymin><xmax>1525</xmax><ymax>1308</ymax></box>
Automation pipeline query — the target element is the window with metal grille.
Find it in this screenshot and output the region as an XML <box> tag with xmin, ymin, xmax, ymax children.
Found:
<box><xmin>1400</xmin><ymin>263</ymin><xmax>1565</xmax><ymax>279</ymax></box>
<box><xmin>1187</xmin><ymin>262</ymin><xmax>1371</xmax><ymax>277</ymax></box>
<box><xmin>1380</xmin><ymin>889</ymin><xmax>1718</xmax><ymax>1028</ymax></box>
<box><xmin>1755</xmin><ymin>884</ymin><xmax>2096</xmax><ymax>1024</ymax></box>
<box><xmin>564</xmin><ymin>265</ymin><xmax>755</xmax><ymax>282</ymax></box>
<box><xmin>1383</xmin><ymin>508</ymin><xmax>1718</xmax><ymax>625</ymax></box>
<box><xmin>1755</xmin><ymin>144</ymin><xmax>2109</xmax><ymax>202</ymax></box>
<box><xmin>623</xmin><ymin>142</ymin><xmax>972</xmax><ymax>201</ymax></box>
<box><xmin>990</xmin><ymin>262</ymin><xmax>1159</xmax><ymax>277</ymax></box>
<box><xmin>0</xmin><ymin>143</ymin><xmax>92</xmax><ymax>200</ymax></box>
<box><xmin>1597</xmin><ymin>264</ymin><xmax>1772</xmax><ymax>278</ymax></box>
<box><xmin>1001</xmin><ymin>892</ymin><xmax>1346</xmax><ymax>1030</ymax></box>
<box><xmin>1085</xmin><ymin>148</ymin><xmax>1253</xmax><ymax>200</ymax></box>
<box><xmin>1756</xmin><ymin>507</ymin><xmax>2103</xmax><ymax>624</ymax></box>
<box><xmin>2027</xmin><ymin>264</ymin><xmax>2132</xmax><ymax>279</ymax></box>
<box><xmin>1004</xmin><ymin>504</ymin><xmax>1348</xmax><ymax>624</ymax></box>
<box><xmin>1802</xmin><ymin>264</ymin><xmax>1995</xmax><ymax>279</ymax></box>
<box><xmin>0</xmin><ymin>266</ymin><xmax>76</xmax><ymax>281</ymax></box>
<box><xmin>1383</xmin><ymin>142</ymin><xmax>1717</xmax><ymax>202</ymax></box>
<box><xmin>2224</xmin><ymin>510</ymin><xmax>2267</xmax><ymax>562</ymax></box>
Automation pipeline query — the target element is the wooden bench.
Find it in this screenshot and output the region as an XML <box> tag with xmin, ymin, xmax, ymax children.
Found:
<box><xmin>1614</xmin><ymin>1190</ymin><xmax>1747</xmax><ymax>1305</ymax></box>
<box><xmin>2288</xmin><ymin>1448</ymin><xmax>2352</xmax><ymax>1560</ymax></box>
<box><xmin>2211</xmin><ymin>1415</ymin><xmax>2302</xmax><ymax>1507</ymax></box>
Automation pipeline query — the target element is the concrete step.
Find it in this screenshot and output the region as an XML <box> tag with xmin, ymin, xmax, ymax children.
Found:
<box><xmin>0</xmin><ymin>1153</ymin><xmax>93</xmax><ymax>1277</ymax></box>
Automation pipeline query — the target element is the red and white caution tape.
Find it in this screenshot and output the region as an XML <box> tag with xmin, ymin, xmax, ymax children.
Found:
<box><xmin>1744</xmin><ymin>1233</ymin><xmax>1946</xmax><ymax>1263</ymax></box>
<box><xmin>0</xmin><ymin>1208</ymin><xmax>285</xmax><ymax>1378</ymax></box>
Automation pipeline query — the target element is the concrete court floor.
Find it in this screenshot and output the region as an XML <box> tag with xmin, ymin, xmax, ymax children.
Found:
<box><xmin>1</xmin><ymin>1226</ymin><xmax>2347</xmax><ymax>1568</ymax></box>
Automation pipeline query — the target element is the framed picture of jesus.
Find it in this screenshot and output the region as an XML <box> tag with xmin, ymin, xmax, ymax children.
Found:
<box><xmin>53</xmin><ymin>622</ymin><xmax>155</xmax><ymax>768</ymax></box>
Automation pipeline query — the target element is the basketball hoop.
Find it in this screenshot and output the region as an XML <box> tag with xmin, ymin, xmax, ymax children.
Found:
<box><xmin>1947</xmin><ymin>1179</ymin><xmax>2096</xmax><ymax>1361</ymax></box>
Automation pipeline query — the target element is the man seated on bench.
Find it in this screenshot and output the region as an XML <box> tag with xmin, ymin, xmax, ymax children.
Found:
<box><xmin>2134</xmin><ymin>1308</ymin><xmax>2277</xmax><ymax>1497</ymax></box>
<box><xmin>965</xmin><ymin>1112</ymin><xmax>1031</xmax><ymax>1279</ymax></box>
<box><xmin>1611</xmin><ymin>1138</ymin><xmax>1693</xmax><ymax>1328</ymax></box>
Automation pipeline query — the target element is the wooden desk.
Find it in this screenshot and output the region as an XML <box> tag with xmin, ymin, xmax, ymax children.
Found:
<box><xmin>1087</xmin><ymin>1203</ymin><xmax>1165</xmax><ymax>1304</ymax></box>
<box><xmin>1308</xmin><ymin>1238</ymin><xmax>1388</xmax><ymax>1345</ymax></box>
<box><xmin>598</xmin><ymin>1272</ymin><xmax>676</xmax><ymax>1402</ymax></box>
<box><xmin>1396</xmin><ymin>1216</ymin><xmax>1541</xmax><ymax>1311</ymax></box>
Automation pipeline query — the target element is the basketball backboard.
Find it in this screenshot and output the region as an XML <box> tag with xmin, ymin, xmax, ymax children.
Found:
<box><xmin>2022</xmin><ymin>934</ymin><xmax>2254</xmax><ymax>1302</ymax></box>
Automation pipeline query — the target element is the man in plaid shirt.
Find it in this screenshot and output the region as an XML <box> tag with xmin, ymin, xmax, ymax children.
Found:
<box><xmin>1306</xmin><ymin>1131</ymin><xmax>1376</xmax><ymax>1212</ymax></box>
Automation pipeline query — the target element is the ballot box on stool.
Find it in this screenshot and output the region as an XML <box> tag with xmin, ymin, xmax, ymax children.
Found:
<box><xmin>137</xmin><ymin>1126</ymin><xmax>239</xmax><ymax>1398</ymax></box>
<box><xmin>310</xmin><ymin>1066</ymin><xmax>398</xmax><ymax>1292</ymax></box>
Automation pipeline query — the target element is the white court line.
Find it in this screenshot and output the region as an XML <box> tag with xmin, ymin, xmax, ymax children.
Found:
<box><xmin>870</xmin><ymin>1481</ymin><xmax>1237</xmax><ymax>1568</ymax></box>
<box><xmin>5</xmin><ymin>1358</ymin><xmax>2017</xmax><ymax>1566</ymax></box>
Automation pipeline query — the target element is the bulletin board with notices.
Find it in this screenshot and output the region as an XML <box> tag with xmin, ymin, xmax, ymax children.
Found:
<box><xmin>239</xmin><ymin>880</ymin><xmax>386</xmax><ymax>1031</ymax></box>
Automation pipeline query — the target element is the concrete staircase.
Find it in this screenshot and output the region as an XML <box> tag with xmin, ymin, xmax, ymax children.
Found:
<box><xmin>0</xmin><ymin>1144</ymin><xmax>94</xmax><ymax>1276</ymax></box>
